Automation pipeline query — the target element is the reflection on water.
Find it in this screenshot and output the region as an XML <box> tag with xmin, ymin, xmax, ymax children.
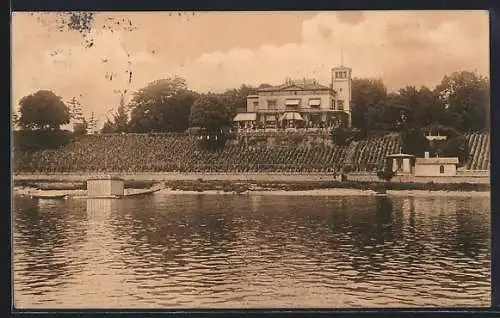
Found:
<box><xmin>13</xmin><ymin>194</ymin><xmax>490</xmax><ymax>308</ymax></box>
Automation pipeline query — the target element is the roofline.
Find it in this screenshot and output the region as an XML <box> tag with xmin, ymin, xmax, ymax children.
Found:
<box><xmin>258</xmin><ymin>84</ymin><xmax>331</xmax><ymax>92</ymax></box>
<box><xmin>386</xmin><ymin>154</ymin><xmax>415</xmax><ymax>158</ymax></box>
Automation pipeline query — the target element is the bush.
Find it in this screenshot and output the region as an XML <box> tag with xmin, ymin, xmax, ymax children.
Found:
<box><xmin>377</xmin><ymin>169</ymin><xmax>395</xmax><ymax>182</ymax></box>
<box><xmin>400</xmin><ymin>127</ymin><xmax>430</xmax><ymax>156</ymax></box>
<box><xmin>13</xmin><ymin>130</ymin><xmax>73</xmax><ymax>151</ymax></box>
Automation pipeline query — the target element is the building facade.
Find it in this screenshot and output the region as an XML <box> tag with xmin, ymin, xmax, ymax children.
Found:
<box><xmin>414</xmin><ymin>157</ymin><xmax>459</xmax><ymax>177</ymax></box>
<box><xmin>237</xmin><ymin>65</ymin><xmax>352</xmax><ymax>129</ymax></box>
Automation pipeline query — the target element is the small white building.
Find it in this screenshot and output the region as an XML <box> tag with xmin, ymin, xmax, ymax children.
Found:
<box><xmin>414</xmin><ymin>152</ymin><xmax>459</xmax><ymax>177</ymax></box>
<box><xmin>87</xmin><ymin>176</ymin><xmax>124</xmax><ymax>198</ymax></box>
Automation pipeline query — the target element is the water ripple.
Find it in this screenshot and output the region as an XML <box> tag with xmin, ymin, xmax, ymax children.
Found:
<box><xmin>13</xmin><ymin>194</ymin><xmax>490</xmax><ymax>308</ymax></box>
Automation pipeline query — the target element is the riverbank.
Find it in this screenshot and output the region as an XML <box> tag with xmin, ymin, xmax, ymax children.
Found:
<box><xmin>12</xmin><ymin>178</ymin><xmax>490</xmax><ymax>196</ymax></box>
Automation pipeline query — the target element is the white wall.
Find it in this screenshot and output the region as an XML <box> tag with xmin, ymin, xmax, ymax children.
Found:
<box><xmin>414</xmin><ymin>163</ymin><xmax>456</xmax><ymax>177</ymax></box>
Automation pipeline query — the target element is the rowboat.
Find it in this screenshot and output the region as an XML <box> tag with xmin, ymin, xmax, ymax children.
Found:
<box><xmin>30</xmin><ymin>193</ymin><xmax>68</xmax><ymax>200</ymax></box>
<box><xmin>123</xmin><ymin>187</ymin><xmax>162</xmax><ymax>198</ymax></box>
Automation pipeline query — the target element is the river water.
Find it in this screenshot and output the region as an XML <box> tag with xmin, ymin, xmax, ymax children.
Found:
<box><xmin>13</xmin><ymin>193</ymin><xmax>490</xmax><ymax>309</ymax></box>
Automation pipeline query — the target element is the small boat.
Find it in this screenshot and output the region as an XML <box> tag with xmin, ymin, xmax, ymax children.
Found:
<box><xmin>123</xmin><ymin>187</ymin><xmax>162</xmax><ymax>198</ymax></box>
<box><xmin>30</xmin><ymin>193</ymin><xmax>68</xmax><ymax>200</ymax></box>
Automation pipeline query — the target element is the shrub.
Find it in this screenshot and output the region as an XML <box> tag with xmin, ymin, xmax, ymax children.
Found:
<box><xmin>400</xmin><ymin>127</ymin><xmax>430</xmax><ymax>156</ymax></box>
<box><xmin>377</xmin><ymin>169</ymin><xmax>395</xmax><ymax>182</ymax></box>
<box><xmin>13</xmin><ymin>129</ymin><xmax>73</xmax><ymax>151</ymax></box>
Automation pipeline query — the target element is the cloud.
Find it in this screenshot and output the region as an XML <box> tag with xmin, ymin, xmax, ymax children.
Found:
<box><xmin>12</xmin><ymin>11</ymin><xmax>488</xmax><ymax>129</ymax></box>
<box><xmin>177</xmin><ymin>11</ymin><xmax>488</xmax><ymax>92</ymax></box>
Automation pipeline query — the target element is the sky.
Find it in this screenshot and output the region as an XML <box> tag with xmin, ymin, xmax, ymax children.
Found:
<box><xmin>11</xmin><ymin>11</ymin><xmax>489</xmax><ymax>128</ymax></box>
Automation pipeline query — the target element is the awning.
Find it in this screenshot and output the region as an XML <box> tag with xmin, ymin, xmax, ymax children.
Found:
<box><xmin>309</xmin><ymin>99</ymin><xmax>321</xmax><ymax>106</ymax></box>
<box><xmin>279</xmin><ymin>112</ymin><xmax>304</xmax><ymax>121</ymax></box>
<box><xmin>285</xmin><ymin>99</ymin><xmax>301</xmax><ymax>106</ymax></box>
<box><xmin>266</xmin><ymin>115</ymin><xmax>277</xmax><ymax>122</ymax></box>
<box><xmin>233</xmin><ymin>113</ymin><xmax>257</xmax><ymax>121</ymax></box>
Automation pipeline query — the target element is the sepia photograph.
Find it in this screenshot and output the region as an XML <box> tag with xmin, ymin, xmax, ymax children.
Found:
<box><xmin>11</xmin><ymin>10</ymin><xmax>491</xmax><ymax>309</ymax></box>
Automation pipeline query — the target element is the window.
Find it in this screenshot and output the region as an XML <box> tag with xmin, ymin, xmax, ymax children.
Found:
<box><xmin>337</xmin><ymin>100</ymin><xmax>344</xmax><ymax>110</ymax></box>
<box><xmin>309</xmin><ymin>98</ymin><xmax>321</xmax><ymax>108</ymax></box>
<box><xmin>330</xmin><ymin>100</ymin><xmax>336</xmax><ymax>110</ymax></box>
<box><xmin>267</xmin><ymin>100</ymin><xmax>277</xmax><ymax>109</ymax></box>
<box><xmin>439</xmin><ymin>165</ymin><xmax>445</xmax><ymax>174</ymax></box>
<box><xmin>335</xmin><ymin>71</ymin><xmax>348</xmax><ymax>79</ymax></box>
<box><xmin>336</xmin><ymin>71</ymin><xmax>348</xmax><ymax>79</ymax></box>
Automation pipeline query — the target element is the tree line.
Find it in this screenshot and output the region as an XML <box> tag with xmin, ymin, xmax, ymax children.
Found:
<box><xmin>12</xmin><ymin>70</ymin><xmax>489</xmax><ymax>151</ymax></box>
<box><xmin>352</xmin><ymin>70</ymin><xmax>489</xmax><ymax>134</ymax></box>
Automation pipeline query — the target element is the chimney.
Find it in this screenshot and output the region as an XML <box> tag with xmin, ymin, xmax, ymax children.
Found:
<box><xmin>424</xmin><ymin>151</ymin><xmax>430</xmax><ymax>158</ymax></box>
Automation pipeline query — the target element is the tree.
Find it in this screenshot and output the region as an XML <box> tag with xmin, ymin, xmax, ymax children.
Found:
<box><xmin>67</xmin><ymin>97</ymin><xmax>85</xmax><ymax>124</ymax></box>
<box><xmin>222</xmin><ymin>85</ymin><xmax>258</xmax><ymax>114</ymax></box>
<box><xmin>351</xmin><ymin>78</ymin><xmax>388</xmax><ymax>134</ymax></box>
<box><xmin>190</xmin><ymin>93</ymin><xmax>233</xmax><ymax>150</ymax></box>
<box><xmin>365</xmin><ymin>92</ymin><xmax>406</xmax><ymax>133</ymax></box>
<box><xmin>18</xmin><ymin>90</ymin><xmax>70</xmax><ymax>131</ymax></box>
<box><xmin>100</xmin><ymin>95</ymin><xmax>128</xmax><ymax>134</ymax></box>
<box><xmin>73</xmin><ymin>119</ymin><xmax>88</xmax><ymax>137</ymax></box>
<box><xmin>422</xmin><ymin>124</ymin><xmax>469</xmax><ymax>165</ymax></box>
<box><xmin>128</xmin><ymin>77</ymin><xmax>198</xmax><ymax>133</ymax></box>
<box><xmin>331</xmin><ymin>126</ymin><xmax>359</xmax><ymax>146</ymax></box>
<box><xmin>190</xmin><ymin>93</ymin><xmax>233</xmax><ymax>131</ymax></box>
<box><xmin>258</xmin><ymin>83</ymin><xmax>273</xmax><ymax>89</ymax></box>
<box><xmin>114</xmin><ymin>93</ymin><xmax>129</xmax><ymax>133</ymax></box>
<box><xmin>435</xmin><ymin>71</ymin><xmax>490</xmax><ymax>132</ymax></box>
<box><xmin>377</xmin><ymin>169</ymin><xmax>395</xmax><ymax>182</ymax></box>
<box><xmin>87</xmin><ymin>112</ymin><xmax>98</xmax><ymax>134</ymax></box>
<box><xmin>409</xmin><ymin>86</ymin><xmax>447</xmax><ymax>128</ymax></box>
<box><xmin>400</xmin><ymin>127</ymin><xmax>430</xmax><ymax>156</ymax></box>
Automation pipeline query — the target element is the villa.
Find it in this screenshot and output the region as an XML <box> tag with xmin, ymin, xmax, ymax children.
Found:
<box><xmin>234</xmin><ymin>65</ymin><xmax>352</xmax><ymax>130</ymax></box>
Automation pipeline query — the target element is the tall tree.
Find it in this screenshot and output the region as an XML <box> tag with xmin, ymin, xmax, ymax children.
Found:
<box><xmin>366</xmin><ymin>92</ymin><xmax>408</xmax><ymax>132</ymax></box>
<box><xmin>18</xmin><ymin>90</ymin><xmax>70</xmax><ymax>131</ymax></box>
<box><xmin>67</xmin><ymin>97</ymin><xmax>85</xmax><ymax>124</ymax></box>
<box><xmin>114</xmin><ymin>93</ymin><xmax>129</xmax><ymax>132</ymax></box>
<box><xmin>87</xmin><ymin>112</ymin><xmax>98</xmax><ymax>134</ymax></box>
<box><xmin>190</xmin><ymin>93</ymin><xmax>233</xmax><ymax>131</ymax></box>
<box><xmin>190</xmin><ymin>93</ymin><xmax>233</xmax><ymax>150</ymax></box>
<box><xmin>223</xmin><ymin>85</ymin><xmax>258</xmax><ymax>114</ymax></box>
<box><xmin>351</xmin><ymin>78</ymin><xmax>388</xmax><ymax>133</ymax></box>
<box><xmin>128</xmin><ymin>77</ymin><xmax>198</xmax><ymax>133</ymax></box>
<box><xmin>435</xmin><ymin>71</ymin><xmax>490</xmax><ymax>132</ymax></box>
<box><xmin>408</xmin><ymin>86</ymin><xmax>447</xmax><ymax>128</ymax></box>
